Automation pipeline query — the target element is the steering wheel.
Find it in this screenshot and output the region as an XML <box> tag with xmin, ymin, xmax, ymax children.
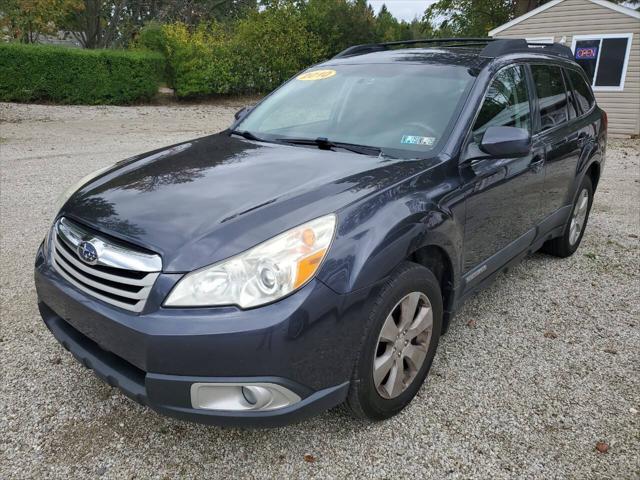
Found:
<box><xmin>401</xmin><ymin>122</ymin><xmax>439</xmax><ymax>139</ymax></box>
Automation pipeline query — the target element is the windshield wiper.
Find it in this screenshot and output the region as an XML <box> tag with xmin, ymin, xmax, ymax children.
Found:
<box><xmin>229</xmin><ymin>129</ymin><xmax>266</xmax><ymax>142</ymax></box>
<box><xmin>275</xmin><ymin>137</ymin><xmax>384</xmax><ymax>157</ymax></box>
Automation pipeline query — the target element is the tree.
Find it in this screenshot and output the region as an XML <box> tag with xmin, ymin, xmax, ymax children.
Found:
<box><xmin>424</xmin><ymin>0</ymin><xmax>512</xmax><ymax>37</ymax></box>
<box><xmin>513</xmin><ymin>0</ymin><xmax>538</xmax><ymax>17</ymax></box>
<box><xmin>0</xmin><ymin>0</ymin><xmax>82</xmax><ymax>42</ymax></box>
<box><xmin>375</xmin><ymin>4</ymin><xmax>401</xmax><ymax>41</ymax></box>
<box><xmin>159</xmin><ymin>0</ymin><xmax>258</xmax><ymax>24</ymax></box>
<box><xmin>302</xmin><ymin>0</ymin><xmax>376</xmax><ymax>56</ymax></box>
<box><xmin>61</xmin><ymin>0</ymin><xmax>258</xmax><ymax>49</ymax></box>
<box><xmin>425</xmin><ymin>0</ymin><xmax>640</xmax><ymax>37</ymax></box>
<box><xmin>233</xmin><ymin>3</ymin><xmax>325</xmax><ymax>91</ymax></box>
<box><xmin>403</xmin><ymin>17</ymin><xmax>435</xmax><ymax>40</ymax></box>
<box><xmin>63</xmin><ymin>0</ymin><xmax>126</xmax><ymax>48</ymax></box>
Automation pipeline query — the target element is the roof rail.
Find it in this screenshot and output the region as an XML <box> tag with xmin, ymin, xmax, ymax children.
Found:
<box><xmin>480</xmin><ymin>39</ymin><xmax>573</xmax><ymax>59</ymax></box>
<box><xmin>333</xmin><ymin>38</ymin><xmax>494</xmax><ymax>58</ymax></box>
<box><xmin>333</xmin><ymin>37</ymin><xmax>574</xmax><ymax>61</ymax></box>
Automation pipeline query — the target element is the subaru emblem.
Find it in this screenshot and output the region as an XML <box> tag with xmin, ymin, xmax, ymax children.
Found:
<box><xmin>77</xmin><ymin>241</ymin><xmax>99</xmax><ymax>265</ymax></box>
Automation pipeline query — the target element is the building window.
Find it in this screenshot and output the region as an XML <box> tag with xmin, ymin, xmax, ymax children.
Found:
<box><xmin>571</xmin><ymin>33</ymin><xmax>633</xmax><ymax>92</ymax></box>
<box><xmin>526</xmin><ymin>37</ymin><xmax>554</xmax><ymax>44</ymax></box>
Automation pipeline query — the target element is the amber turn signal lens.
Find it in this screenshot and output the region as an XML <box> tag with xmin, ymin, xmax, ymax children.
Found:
<box><xmin>294</xmin><ymin>248</ymin><xmax>327</xmax><ymax>288</ymax></box>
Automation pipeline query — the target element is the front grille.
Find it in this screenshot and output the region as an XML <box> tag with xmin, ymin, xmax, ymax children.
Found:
<box><xmin>50</xmin><ymin>218</ymin><xmax>161</xmax><ymax>313</ymax></box>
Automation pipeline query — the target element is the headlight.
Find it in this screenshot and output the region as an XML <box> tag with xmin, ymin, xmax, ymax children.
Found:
<box><xmin>164</xmin><ymin>214</ymin><xmax>337</xmax><ymax>308</ymax></box>
<box><xmin>53</xmin><ymin>164</ymin><xmax>115</xmax><ymax>215</ymax></box>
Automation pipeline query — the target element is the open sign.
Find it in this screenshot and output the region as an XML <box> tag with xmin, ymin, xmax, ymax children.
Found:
<box><xmin>576</xmin><ymin>47</ymin><xmax>598</xmax><ymax>59</ymax></box>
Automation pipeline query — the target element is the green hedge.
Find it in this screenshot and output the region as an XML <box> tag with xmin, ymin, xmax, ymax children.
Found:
<box><xmin>0</xmin><ymin>43</ymin><xmax>165</xmax><ymax>104</ymax></box>
<box><xmin>144</xmin><ymin>5</ymin><xmax>326</xmax><ymax>98</ymax></box>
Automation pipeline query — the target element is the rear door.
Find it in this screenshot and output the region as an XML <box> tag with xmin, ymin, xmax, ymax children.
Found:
<box><xmin>530</xmin><ymin>64</ymin><xmax>582</xmax><ymax>225</ymax></box>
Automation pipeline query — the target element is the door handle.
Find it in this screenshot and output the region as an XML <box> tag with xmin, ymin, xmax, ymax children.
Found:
<box><xmin>469</xmin><ymin>158</ymin><xmax>486</xmax><ymax>169</ymax></box>
<box><xmin>463</xmin><ymin>157</ymin><xmax>496</xmax><ymax>172</ymax></box>
<box><xmin>577</xmin><ymin>133</ymin><xmax>589</xmax><ymax>148</ymax></box>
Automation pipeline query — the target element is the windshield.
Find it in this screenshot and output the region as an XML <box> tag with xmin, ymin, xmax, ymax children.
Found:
<box><xmin>237</xmin><ymin>63</ymin><xmax>475</xmax><ymax>157</ymax></box>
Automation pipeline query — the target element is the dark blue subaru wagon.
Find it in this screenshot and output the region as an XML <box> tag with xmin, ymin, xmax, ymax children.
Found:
<box><xmin>35</xmin><ymin>39</ymin><xmax>606</xmax><ymax>426</ymax></box>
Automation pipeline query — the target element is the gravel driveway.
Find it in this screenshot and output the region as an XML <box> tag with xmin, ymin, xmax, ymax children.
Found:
<box><xmin>1</xmin><ymin>102</ymin><xmax>638</xmax><ymax>479</ymax></box>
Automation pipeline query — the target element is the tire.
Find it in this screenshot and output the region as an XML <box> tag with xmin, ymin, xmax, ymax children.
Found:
<box><xmin>542</xmin><ymin>175</ymin><xmax>594</xmax><ymax>258</ymax></box>
<box><xmin>346</xmin><ymin>261</ymin><xmax>442</xmax><ymax>420</ymax></box>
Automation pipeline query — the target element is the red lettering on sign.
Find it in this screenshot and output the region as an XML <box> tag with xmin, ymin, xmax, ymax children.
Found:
<box><xmin>576</xmin><ymin>47</ymin><xmax>597</xmax><ymax>59</ymax></box>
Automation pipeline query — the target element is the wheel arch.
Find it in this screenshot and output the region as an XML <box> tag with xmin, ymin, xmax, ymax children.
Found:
<box><xmin>586</xmin><ymin>160</ymin><xmax>601</xmax><ymax>191</ymax></box>
<box><xmin>317</xmin><ymin>167</ymin><xmax>465</xmax><ymax>334</ymax></box>
<box><xmin>409</xmin><ymin>244</ymin><xmax>456</xmax><ymax>335</ymax></box>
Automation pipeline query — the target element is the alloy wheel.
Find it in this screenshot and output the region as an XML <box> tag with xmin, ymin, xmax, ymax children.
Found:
<box><xmin>373</xmin><ymin>292</ymin><xmax>433</xmax><ymax>399</ymax></box>
<box><xmin>569</xmin><ymin>188</ymin><xmax>589</xmax><ymax>246</ymax></box>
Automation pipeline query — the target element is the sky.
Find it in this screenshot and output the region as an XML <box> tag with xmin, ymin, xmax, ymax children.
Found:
<box><xmin>368</xmin><ymin>0</ymin><xmax>437</xmax><ymax>21</ymax></box>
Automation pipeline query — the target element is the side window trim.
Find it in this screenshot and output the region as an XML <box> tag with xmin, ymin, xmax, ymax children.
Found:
<box><xmin>559</xmin><ymin>68</ymin><xmax>575</xmax><ymax>121</ymax></box>
<box><xmin>524</xmin><ymin>63</ymin><xmax>541</xmax><ymax>134</ymax></box>
<box><xmin>523</xmin><ymin>63</ymin><xmax>537</xmax><ymax>134</ymax></box>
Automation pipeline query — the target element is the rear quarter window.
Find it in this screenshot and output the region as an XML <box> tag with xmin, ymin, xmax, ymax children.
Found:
<box><xmin>565</xmin><ymin>68</ymin><xmax>596</xmax><ymax>114</ymax></box>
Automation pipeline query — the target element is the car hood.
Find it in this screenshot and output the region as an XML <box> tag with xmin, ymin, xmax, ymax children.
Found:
<box><xmin>62</xmin><ymin>133</ymin><xmax>432</xmax><ymax>272</ymax></box>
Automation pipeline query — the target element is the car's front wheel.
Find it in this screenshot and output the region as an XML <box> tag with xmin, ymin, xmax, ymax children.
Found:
<box><xmin>346</xmin><ymin>262</ymin><xmax>442</xmax><ymax>420</ymax></box>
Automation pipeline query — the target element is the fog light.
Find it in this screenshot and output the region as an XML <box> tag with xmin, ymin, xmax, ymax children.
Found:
<box><xmin>190</xmin><ymin>382</ymin><xmax>301</xmax><ymax>412</ymax></box>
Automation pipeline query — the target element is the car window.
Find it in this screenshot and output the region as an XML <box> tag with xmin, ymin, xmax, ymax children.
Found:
<box><xmin>472</xmin><ymin>65</ymin><xmax>531</xmax><ymax>142</ymax></box>
<box><xmin>531</xmin><ymin>65</ymin><xmax>569</xmax><ymax>132</ymax></box>
<box><xmin>238</xmin><ymin>63</ymin><xmax>475</xmax><ymax>158</ymax></box>
<box><xmin>566</xmin><ymin>68</ymin><xmax>595</xmax><ymax>114</ymax></box>
<box><xmin>255</xmin><ymin>83</ymin><xmax>339</xmax><ymax>132</ymax></box>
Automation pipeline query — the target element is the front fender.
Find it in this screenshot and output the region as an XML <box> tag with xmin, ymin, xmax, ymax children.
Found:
<box><xmin>317</xmin><ymin>174</ymin><xmax>464</xmax><ymax>295</ymax></box>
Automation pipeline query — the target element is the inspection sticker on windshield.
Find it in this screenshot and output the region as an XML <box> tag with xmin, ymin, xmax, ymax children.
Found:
<box><xmin>401</xmin><ymin>135</ymin><xmax>435</xmax><ymax>146</ymax></box>
<box><xmin>297</xmin><ymin>69</ymin><xmax>336</xmax><ymax>81</ymax></box>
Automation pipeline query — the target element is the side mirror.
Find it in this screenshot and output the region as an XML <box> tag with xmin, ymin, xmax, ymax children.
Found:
<box><xmin>480</xmin><ymin>126</ymin><xmax>531</xmax><ymax>157</ymax></box>
<box><xmin>234</xmin><ymin>105</ymin><xmax>253</xmax><ymax>121</ymax></box>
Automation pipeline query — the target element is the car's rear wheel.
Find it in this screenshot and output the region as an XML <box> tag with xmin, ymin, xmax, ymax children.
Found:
<box><xmin>542</xmin><ymin>175</ymin><xmax>593</xmax><ymax>258</ymax></box>
<box><xmin>346</xmin><ymin>262</ymin><xmax>442</xmax><ymax>420</ymax></box>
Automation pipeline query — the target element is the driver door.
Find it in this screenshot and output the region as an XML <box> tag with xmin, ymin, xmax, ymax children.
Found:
<box><xmin>460</xmin><ymin>64</ymin><xmax>545</xmax><ymax>288</ymax></box>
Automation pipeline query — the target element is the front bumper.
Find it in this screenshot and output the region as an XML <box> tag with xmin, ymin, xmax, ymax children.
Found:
<box><xmin>40</xmin><ymin>305</ymin><xmax>348</xmax><ymax>427</ymax></box>
<box><xmin>35</xmin><ymin>244</ymin><xmax>373</xmax><ymax>427</ymax></box>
